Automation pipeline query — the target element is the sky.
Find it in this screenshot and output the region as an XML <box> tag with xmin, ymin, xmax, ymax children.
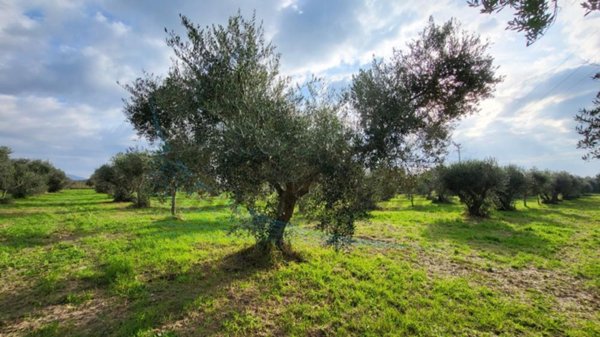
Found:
<box><xmin>0</xmin><ymin>0</ymin><xmax>599</xmax><ymax>178</ymax></box>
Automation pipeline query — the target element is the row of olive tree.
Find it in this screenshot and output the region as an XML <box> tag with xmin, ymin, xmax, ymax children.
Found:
<box><xmin>90</xmin><ymin>149</ymin><xmax>153</xmax><ymax>208</ymax></box>
<box><xmin>431</xmin><ymin>159</ymin><xmax>598</xmax><ymax>216</ymax></box>
<box><xmin>0</xmin><ymin>146</ymin><xmax>68</xmax><ymax>201</ymax></box>
<box><xmin>89</xmin><ymin>146</ymin><xmax>207</xmax><ymax>213</ymax></box>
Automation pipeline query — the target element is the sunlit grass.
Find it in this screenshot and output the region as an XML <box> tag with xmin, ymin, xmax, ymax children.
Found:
<box><xmin>0</xmin><ymin>189</ymin><xmax>598</xmax><ymax>336</ymax></box>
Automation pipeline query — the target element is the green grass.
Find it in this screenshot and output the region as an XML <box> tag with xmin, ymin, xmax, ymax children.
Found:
<box><xmin>0</xmin><ymin>189</ymin><xmax>598</xmax><ymax>336</ymax></box>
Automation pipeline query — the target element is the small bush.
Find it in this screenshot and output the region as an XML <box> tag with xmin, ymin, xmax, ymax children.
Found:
<box><xmin>496</xmin><ymin>165</ymin><xmax>527</xmax><ymax>211</ymax></box>
<box><xmin>441</xmin><ymin>159</ymin><xmax>505</xmax><ymax>217</ymax></box>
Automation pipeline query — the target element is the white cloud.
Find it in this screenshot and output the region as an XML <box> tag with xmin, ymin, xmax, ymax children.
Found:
<box><xmin>0</xmin><ymin>94</ymin><xmax>140</xmax><ymax>177</ymax></box>
<box><xmin>0</xmin><ymin>0</ymin><xmax>598</xmax><ymax>176</ymax></box>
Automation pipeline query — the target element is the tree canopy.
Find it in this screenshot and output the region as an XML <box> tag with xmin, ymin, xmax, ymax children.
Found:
<box><xmin>123</xmin><ymin>13</ymin><xmax>499</xmax><ymax>251</ymax></box>
<box><xmin>575</xmin><ymin>73</ymin><xmax>600</xmax><ymax>160</ymax></box>
<box><xmin>468</xmin><ymin>0</ymin><xmax>599</xmax><ymax>45</ymax></box>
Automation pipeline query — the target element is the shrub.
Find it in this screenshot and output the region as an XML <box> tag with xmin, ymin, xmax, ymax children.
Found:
<box><xmin>496</xmin><ymin>165</ymin><xmax>527</xmax><ymax>211</ymax></box>
<box><xmin>90</xmin><ymin>164</ymin><xmax>116</xmax><ymax>194</ymax></box>
<box><xmin>9</xmin><ymin>159</ymin><xmax>48</xmax><ymax>198</ymax></box>
<box><xmin>418</xmin><ymin>165</ymin><xmax>452</xmax><ymax>203</ymax></box>
<box><xmin>529</xmin><ymin>169</ymin><xmax>552</xmax><ymax>205</ymax></box>
<box><xmin>91</xmin><ymin>150</ymin><xmax>152</xmax><ymax>207</ymax></box>
<box><xmin>441</xmin><ymin>159</ymin><xmax>505</xmax><ymax>217</ymax></box>
<box><xmin>47</xmin><ymin>169</ymin><xmax>68</xmax><ymax>192</ymax></box>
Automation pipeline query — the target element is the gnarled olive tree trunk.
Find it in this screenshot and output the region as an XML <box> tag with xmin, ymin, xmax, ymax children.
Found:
<box><xmin>267</xmin><ymin>181</ymin><xmax>312</xmax><ymax>249</ymax></box>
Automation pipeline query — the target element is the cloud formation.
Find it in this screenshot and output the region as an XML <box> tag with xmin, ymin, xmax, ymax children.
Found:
<box><xmin>0</xmin><ymin>0</ymin><xmax>599</xmax><ymax>177</ymax></box>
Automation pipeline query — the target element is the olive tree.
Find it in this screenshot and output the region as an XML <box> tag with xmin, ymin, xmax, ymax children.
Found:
<box><xmin>150</xmin><ymin>140</ymin><xmax>211</xmax><ymax>216</ymax></box>
<box><xmin>0</xmin><ymin>146</ymin><xmax>14</xmax><ymax>200</ymax></box>
<box><xmin>528</xmin><ymin>168</ymin><xmax>551</xmax><ymax>204</ymax></box>
<box><xmin>442</xmin><ymin>159</ymin><xmax>506</xmax><ymax>216</ymax></box>
<box><xmin>112</xmin><ymin>150</ymin><xmax>152</xmax><ymax>208</ymax></box>
<box><xmin>400</xmin><ymin>171</ymin><xmax>420</xmax><ymax>207</ymax></box>
<box><xmin>496</xmin><ymin>165</ymin><xmax>527</xmax><ymax>211</ymax></box>
<box><xmin>9</xmin><ymin>159</ymin><xmax>48</xmax><ymax>198</ymax></box>
<box><xmin>351</xmin><ymin>18</ymin><xmax>500</xmax><ymax>167</ymax></box>
<box><xmin>91</xmin><ymin>150</ymin><xmax>152</xmax><ymax>207</ymax></box>
<box><xmin>576</xmin><ymin>73</ymin><xmax>600</xmax><ymax>160</ymax></box>
<box><xmin>366</xmin><ymin>165</ymin><xmax>403</xmax><ymax>203</ymax></box>
<box><xmin>417</xmin><ymin>165</ymin><xmax>452</xmax><ymax>203</ymax></box>
<box><xmin>468</xmin><ymin>0</ymin><xmax>599</xmax><ymax>45</ymax></box>
<box><xmin>24</xmin><ymin>160</ymin><xmax>68</xmax><ymax>193</ymax></box>
<box><xmin>90</xmin><ymin>164</ymin><xmax>116</xmax><ymax>194</ymax></box>
<box><xmin>123</xmin><ymin>14</ymin><xmax>499</xmax><ymax>251</ymax></box>
<box><xmin>47</xmin><ymin>168</ymin><xmax>68</xmax><ymax>192</ymax></box>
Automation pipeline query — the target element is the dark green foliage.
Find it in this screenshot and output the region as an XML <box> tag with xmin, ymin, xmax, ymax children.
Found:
<box><xmin>9</xmin><ymin>159</ymin><xmax>48</xmax><ymax>198</ymax></box>
<box><xmin>442</xmin><ymin>159</ymin><xmax>505</xmax><ymax>217</ymax></box>
<box><xmin>90</xmin><ymin>164</ymin><xmax>116</xmax><ymax>194</ymax></box>
<box><xmin>306</xmin><ymin>155</ymin><xmax>374</xmax><ymax>250</ymax></box>
<box><xmin>113</xmin><ymin>151</ymin><xmax>152</xmax><ymax>208</ymax></box>
<box><xmin>551</xmin><ymin>172</ymin><xmax>579</xmax><ymax>201</ymax></box>
<box><xmin>0</xmin><ymin>147</ymin><xmax>67</xmax><ymax>198</ymax></box>
<box><xmin>123</xmin><ymin>14</ymin><xmax>498</xmax><ymax>251</ymax></box>
<box><xmin>575</xmin><ymin>72</ymin><xmax>600</xmax><ymax>160</ymax></box>
<box><xmin>124</xmin><ymin>14</ymin><xmax>369</xmax><ymax>249</ymax></box>
<box><xmin>468</xmin><ymin>1</ymin><xmax>599</xmax><ymax>45</ymax></box>
<box><xmin>468</xmin><ymin>0</ymin><xmax>558</xmax><ymax>45</ymax></box>
<box><xmin>529</xmin><ymin>168</ymin><xmax>551</xmax><ymax>204</ymax></box>
<box><xmin>150</xmin><ymin>141</ymin><xmax>210</xmax><ymax>216</ymax></box>
<box><xmin>351</xmin><ymin>18</ymin><xmax>500</xmax><ymax>166</ymax></box>
<box><xmin>0</xmin><ymin>146</ymin><xmax>14</xmax><ymax>199</ymax></box>
<box><xmin>536</xmin><ymin>171</ymin><xmax>590</xmax><ymax>203</ymax></box>
<box><xmin>366</xmin><ymin>166</ymin><xmax>402</xmax><ymax>202</ymax></box>
<box><xmin>496</xmin><ymin>165</ymin><xmax>527</xmax><ymax>211</ymax></box>
<box><xmin>91</xmin><ymin>150</ymin><xmax>152</xmax><ymax>207</ymax></box>
<box><xmin>47</xmin><ymin>169</ymin><xmax>68</xmax><ymax>193</ymax></box>
<box><xmin>417</xmin><ymin>165</ymin><xmax>452</xmax><ymax>203</ymax></box>
<box><xmin>19</xmin><ymin>159</ymin><xmax>68</xmax><ymax>194</ymax></box>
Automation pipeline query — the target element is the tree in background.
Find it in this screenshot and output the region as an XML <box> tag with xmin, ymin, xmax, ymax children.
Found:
<box><xmin>91</xmin><ymin>150</ymin><xmax>153</xmax><ymax>207</ymax></box>
<box><xmin>442</xmin><ymin>159</ymin><xmax>505</xmax><ymax>216</ymax></box>
<box><xmin>417</xmin><ymin>165</ymin><xmax>452</xmax><ymax>203</ymax></box>
<box><xmin>536</xmin><ymin>171</ymin><xmax>587</xmax><ymax>203</ymax></box>
<box><xmin>0</xmin><ymin>147</ymin><xmax>14</xmax><ymax>200</ymax></box>
<box><xmin>351</xmin><ymin>18</ymin><xmax>500</xmax><ymax>168</ymax></box>
<box><xmin>468</xmin><ymin>0</ymin><xmax>599</xmax><ymax>46</ymax></box>
<box><xmin>496</xmin><ymin>165</ymin><xmax>527</xmax><ymax>210</ymax></box>
<box><xmin>90</xmin><ymin>164</ymin><xmax>116</xmax><ymax>194</ymax></box>
<box><xmin>400</xmin><ymin>170</ymin><xmax>420</xmax><ymax>207</ymax></box>
<box><xmin>150</xmin><ymin>141</ymin><xmax>211</xmax><ymax>217</ymax></box>
<box><xmin>552</xmin><ymin>171</ymin><xmax>579</xmax><ymax>200</ymax></box>
<box><xmin>9</xmin><ymin>159</ymin><xmax>48</xmax><ymax>198</ymax></box>
<box><xmin>522</xmin><ymin>170</ymin><xmax>534</xmax><ymax>207</ymax></box>
<box><xmin>47</xmin><ymin>168</ymin><xmax>68</xmax><ymax>192</ymax></box>
<box><xmin>366</xmin><ymin>165</ymin><xmax>403</xmax><ymax>203</ymax></box>
<box><xmin>112</xmin><ymin>150</ymin><xmax>152</xmax><ymax>208</ymax></box>
<box><xmin>576</xmin><ymin>73</ymin><xmax>600</xmax><ymax>160</ymax></box>
<box><xmin>529</xmin><ymin>168</ymin><xmax>551</xmax><ymax>204</ymax></box>
<box><xmin>123</xmin><ymin>14</ymin><xmax>499</xmax><ymax>252</ymax></box>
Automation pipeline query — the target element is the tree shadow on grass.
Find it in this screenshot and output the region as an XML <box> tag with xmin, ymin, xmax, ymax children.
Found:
<box><xmin>423</xmin><ymin>217</ymin><xmax>555</xmax><ymax>259</ymax></box>
<box><xmin>377</xmin><ymin>201</ymin><xmax>462</xmax><ymax>213</ymax></box>
<box><xmin>552</xmin><ymin>195</ymin><xmax>600</xmax><ymax>211</ymax></box>
<box><xmin>0</xmin><ymin>244</ymin><xmax>302</xmax><ymax>337</ymax></box>
<box><xmin>8</xmin><ymin>200</ymin><xmax>114</xmax><ymax>209</ymax></box>
<box><xmin>495</xmin><ymin>207</ymin><xmax>588</xmax><ymax>226</ymax></box>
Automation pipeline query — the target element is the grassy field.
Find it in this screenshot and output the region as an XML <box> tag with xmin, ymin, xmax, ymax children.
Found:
<box><xmin>0</xmin><ymin>189</ymin><xmax>599</xmax><ymax>337</ymax></box>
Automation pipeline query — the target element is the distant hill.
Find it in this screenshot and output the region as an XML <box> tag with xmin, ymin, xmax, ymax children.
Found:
<box><xmin>67</xmin><ymin>174</ymin><xmax>87</xmax><ymax>181</ymax></box>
